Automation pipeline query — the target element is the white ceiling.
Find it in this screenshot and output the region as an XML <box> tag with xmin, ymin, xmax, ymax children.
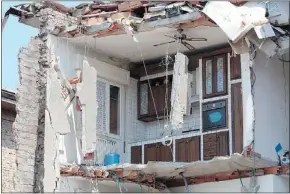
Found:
<box><xmin>69</xmin><ymin>26</ymin><xmax>229</xmax><ymax>63</ymax></box>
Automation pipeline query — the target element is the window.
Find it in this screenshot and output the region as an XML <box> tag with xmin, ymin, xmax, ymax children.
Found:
<box><xmin>110</xmin><ymin>85</ymin><xmax>119</xmax><ymax>135</ymax></box>
<box><xmin>96</xmin><ymin>80</ymin><xmax>120</xmax><ymax>136</ymax></box>
<box><xmin>202</xmin><ymin>54</ymin><xmax>227</xmax><ymax>98</ymax></box>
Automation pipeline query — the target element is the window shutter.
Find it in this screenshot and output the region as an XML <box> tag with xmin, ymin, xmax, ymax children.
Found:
<box><xmin>76</xmin><ymin>59</ymin><xmax>97</xmax><ymax>154</ymax></box>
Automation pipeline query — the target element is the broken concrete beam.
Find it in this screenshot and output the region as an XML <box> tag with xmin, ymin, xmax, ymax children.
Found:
<box><xmin>140</xmin><ymin>11</ymin><xmax>201</xmax><ymax>30</ymax></box>
<box><xmin>76</xmin><ymin>59</ymin><xmax>97</xmax><ymax>154</ymax></box>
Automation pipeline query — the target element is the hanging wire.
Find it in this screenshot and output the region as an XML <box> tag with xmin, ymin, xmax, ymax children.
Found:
<box><xmin>180</xmin><ymin>173</ymin><xmax>190</xmax><ymax>193</ymax></box>
<box><xmin>135</xmin><ymin>42</ymin><xmax>161</xmax><ymax>131</ymax></box>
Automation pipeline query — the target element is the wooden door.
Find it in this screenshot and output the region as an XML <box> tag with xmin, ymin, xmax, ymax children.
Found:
<box><xmin>176</xmin><ymin>136</ymin><xmax>200</xmax><ymax>162</ymax></box>
<box><xmin>231</xmin><ymin>83</ymin><xmax>243</xmax><ymax>153</ymax></box>
<box><xmin>131</xmin><ymin>146</ymin><xmax>142</xmax><ymax>164</ymax></box>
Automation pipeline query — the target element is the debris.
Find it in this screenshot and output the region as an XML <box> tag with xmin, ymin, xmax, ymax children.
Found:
<box><xmin>254</xmin><ymin>23</ymin><xmax>276</xmax><ymax>39</ymax></box>
<box><xmin>118</xmin><ymin>1</ymin><xmax>142</xmax><ymax>12</ymax></box>
<box><xmin>202</xmin><ymin>1</ymin><xmax>268</xmax><ymax>43</ymax></box>
<box><xmin>143</xmin><ymin>11</ymin><xmax>166</xmax><ymax>22</ymax></box>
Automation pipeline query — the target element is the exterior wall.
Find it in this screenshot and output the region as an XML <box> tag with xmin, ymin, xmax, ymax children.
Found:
<box><xmin>169</xmin><ymin>175</ymin><xmax>289</xmax><ymax>193</ymax></box>
<box><xmin>253</xmin><ymin>52</ymin><xmax>289</xmax><ymax>160</ymax></box>
<box><xmin>1</xmin><ymin>109</ymin><xmax>16</xmax><ymax>192</ymax></box>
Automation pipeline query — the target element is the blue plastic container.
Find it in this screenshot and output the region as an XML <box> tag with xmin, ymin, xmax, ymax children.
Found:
<box><xmin>104</xmin><ymin>153</ymin><xmax>120</xmax><ymax>166</ymax></box>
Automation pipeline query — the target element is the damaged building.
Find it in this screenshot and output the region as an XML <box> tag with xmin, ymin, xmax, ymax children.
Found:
<box><xmin>1</xmin><ymin>0</ymin><xmax>289</xmax><ymax>193</ymax></box>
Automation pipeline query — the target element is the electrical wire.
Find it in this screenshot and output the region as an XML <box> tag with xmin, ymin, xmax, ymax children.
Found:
<box><xmin>249</xmin><ymin>45</ymin><xmax>257</xmax><ymax>181</ymax></box>
<box><xmin>180</xmin><ymin>173</ymin><xmax>190</xmax><ymax>193</ymax></box>
<box><xmin>278</xmin><ymin>57</ymin><xmax>290</xmax><ymax>63</ymax></box>
<box><xmin>135</xmin><ymin>42</ymin><xmax>162</xmax><ymax>131</ymax></box>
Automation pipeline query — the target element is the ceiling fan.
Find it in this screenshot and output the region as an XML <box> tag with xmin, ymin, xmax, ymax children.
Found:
<box><xmin>153</xmin><ymin>28</ymin><xmax>207</xmax><ymax>50</ymax></box>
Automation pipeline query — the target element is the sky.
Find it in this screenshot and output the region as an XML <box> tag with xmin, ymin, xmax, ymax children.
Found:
<box><xmin>1</xmin><ymin>1</ymin><xmax>90</xmax><ymax>90</ymax></box>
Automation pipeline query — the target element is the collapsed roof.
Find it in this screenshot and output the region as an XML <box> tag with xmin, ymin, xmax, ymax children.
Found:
<box><xmin>3</xmin><ymin>1</ymin><xmax>289</xmax><ymax>62</ymax></box>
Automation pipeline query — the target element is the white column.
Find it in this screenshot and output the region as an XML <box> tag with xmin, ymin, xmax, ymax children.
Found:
<box><xmin>240</xmin><ymin>53</ymin><xmax>254</xmax><ymax>148</ymax></box>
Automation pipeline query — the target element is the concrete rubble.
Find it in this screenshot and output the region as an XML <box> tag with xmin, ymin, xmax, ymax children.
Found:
<box><xmin>4</xmin><ymin>1</ymin><xmax>289</xmax><ymax>57</ymax></box>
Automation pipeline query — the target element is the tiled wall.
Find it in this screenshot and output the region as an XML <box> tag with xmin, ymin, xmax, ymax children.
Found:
<box><xmin>144</xmin><ymin>103</ymin><xmax>200</xmax><ymax>140</ymax></box>
<box><xmin>125</xmin><ymin>78</ymin><xmax>147</xmax><ymax>143</ymax></box>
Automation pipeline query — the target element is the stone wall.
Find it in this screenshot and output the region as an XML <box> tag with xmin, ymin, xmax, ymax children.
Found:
<box><xmin>1</xmin><ymin>109</ymin><xmax>16</xmax><ymax>192</ymax></box>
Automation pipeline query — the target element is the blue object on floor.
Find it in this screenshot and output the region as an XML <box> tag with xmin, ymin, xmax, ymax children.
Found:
<box><xmin>104</xmin><ymin>153</ymin><xmax>120</xmax><ymax>166</ymax></box>
<box><xmin>275</xmin><ymin>143</ymin><xmax>283</xmax><ymax>153</ymax></box>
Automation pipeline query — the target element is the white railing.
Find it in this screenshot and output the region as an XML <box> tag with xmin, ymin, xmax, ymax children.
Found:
<box><xmin>94</xmin><ymin>136</ymin><xmax>117</xmax><ymax>165</ymax></box>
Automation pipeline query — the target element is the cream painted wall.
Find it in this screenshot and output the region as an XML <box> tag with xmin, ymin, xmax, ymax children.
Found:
<box><xmin>169</xmin><ymin>175</ymin><xmax>288</xmax><ymax>193</ymax></box>
<box><xmin>253</xmin><ymin>52</ymin><xmax>289</xmax><ymax>160</ymax></box>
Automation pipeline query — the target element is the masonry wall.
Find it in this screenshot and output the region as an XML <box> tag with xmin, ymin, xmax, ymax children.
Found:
<box><xmin>1</xmin><ymin>109</ymin><xmax>16</xmax><ymax>192</ymax></box>
<box><xmin>253</xmin><ymin>52</ymin><xmax>289</xmax><ymax>160</ymax></box>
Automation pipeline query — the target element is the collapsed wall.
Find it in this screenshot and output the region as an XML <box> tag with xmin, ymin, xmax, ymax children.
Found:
<box><xmin>14</xmin><ymin>37</ymin><xmax>43</xmax><ymax>192</ymax></box>
<box><xmin>12</xmin><ymin>7</ymin><xmax>79</xmax><ymax>192</ymax></box>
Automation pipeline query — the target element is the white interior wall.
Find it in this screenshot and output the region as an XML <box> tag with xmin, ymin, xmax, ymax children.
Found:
<box><xmin>126</xmin><ymin>70</ymin><xmax>201</xmax><ymax>144</ymax></box>
<box><xmin>47</xmin><ymin>35</ymin><xmax>131</xmax><ymax>164</ymax></box>
<box><xmin>253</xmin><ymin>52</ymin><xmax>289</xmax><ymax>160</ymax></box>
<box><xmin>125</xmin><ymin>78</ymin><xmax>147</xmax><ymax>144</ymax></box>
<box><xmin>169</xmin><ymin>175</ymin><xmax>284</xmax><ymax>193</ymax></box>
<box><xmin>143</xmin><ymin>104</ymin><xmax>200</xmax><ymax>141</ymax></box>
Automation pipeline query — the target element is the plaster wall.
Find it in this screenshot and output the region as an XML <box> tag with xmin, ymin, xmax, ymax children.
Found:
<box><xmin>252</xmin><ymin>52</ymin><xmax>289</xmax><ymax>160</ymax></box>
<box><xmin>169</xmin><ymin>174</ymin><xmax>286</xmax><ymax>192</ymax></box>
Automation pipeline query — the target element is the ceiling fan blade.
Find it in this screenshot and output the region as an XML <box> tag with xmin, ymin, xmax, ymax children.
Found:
<box><xmin>164</xmin><ymin>35</ymin><xmax>176</xmax><ymax>39</ymax></box>
<box><xmin>182</xmin><ymin>41</ymin><xmax>195</xmax><ymax>50</ymax></box>
<box><xmin>184</xmin><ymin>37</ymin><xmax>207</xmax><ymax>41</ymax></box>
<box><xmin>153</xmin><ymin>40</ymin><xmax>176</xmax><ymax>47</ymax></box>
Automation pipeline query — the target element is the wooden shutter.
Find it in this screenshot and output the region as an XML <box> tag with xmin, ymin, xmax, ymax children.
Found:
<box><xmin>230</xmin><ymin>55</ymin><xmax>241</xmax><ymax>80</ymax></box>
<box><xmin>131</xmin><ymin>146</ymin><xmax>142</xmax><ymax>164</ymax></box>
<box><xmin>203</xmin><ymin>133</ymin><xmax>218</xmax><ymax>160</ymax></box>
<box><xmin>231</xmin><ymin>83</ymin><xmax>243</xmax><ymax>153</ymax></box>
<box><xmin>203</xmin><ymin>131</ymin><xmax>229</xmax><ymax>160</ymax></box>
<box><xmin>156</xmin><ymin>142</ymin><xmax>173</xmax><ymax>162</ymax></box>
<box><xmin>144</xmin><ymin>143</ymin><xmax>157</xmax><ymax>164</ymax></box>
<box><xmin>216</xmin><ymin>131</ymin><xmax>229</xmax><ymax>156</ymax></box>
<box><xmin>176</xmin><ymin>136</ymin><xmax>200</xmax><ymax>162</ymax></box>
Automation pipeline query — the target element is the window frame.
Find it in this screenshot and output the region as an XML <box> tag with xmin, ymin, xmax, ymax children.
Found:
<box><xmin>97</xmin><ymin>77</ymin><xmax>124</xmax><ymax>140</ymax></box>
<box><xmin>202</xmin><ymin>54</ymin><xmax>228</xmax><ymax>99</ymax></box>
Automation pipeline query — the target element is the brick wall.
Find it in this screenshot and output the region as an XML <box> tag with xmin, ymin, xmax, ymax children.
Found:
<box><xmin>1</xmin><ymin>109</ymin><xmax>16</xmax><ymax>192</ymax></box>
